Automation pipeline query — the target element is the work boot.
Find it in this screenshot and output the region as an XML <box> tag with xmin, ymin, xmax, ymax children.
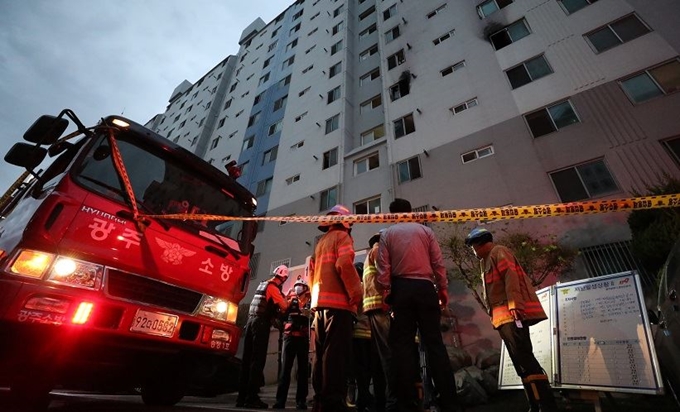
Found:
<box><xmin>245</xmin><ymin>397</ymin><xmax>269</xmax><ymax>409</ymax></box>
<box><xmin>522</xmin><ymin>374</ymin><xmax>557</xmax><ymax>412</ymax></box>
<box><xmin>273</xmin><ymin>402</ymin><xmax>286</xmax><ymax>409</ymax></box>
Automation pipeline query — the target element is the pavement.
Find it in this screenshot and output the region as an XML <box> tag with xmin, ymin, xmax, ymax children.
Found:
<box><xmin>188</xmin><ymin>383</ymin><xmax>680</xmax><ymax>412</ymax></box>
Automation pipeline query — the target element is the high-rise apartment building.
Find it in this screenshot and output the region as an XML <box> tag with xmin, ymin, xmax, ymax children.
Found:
<box><xmin>148</xmin><ymin>0</ymin><xmax>680</xmax><ymax>349</ymax></box>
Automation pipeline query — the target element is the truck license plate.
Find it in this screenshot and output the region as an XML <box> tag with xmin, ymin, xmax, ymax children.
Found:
<box><xmin>130</xmin><ymin>309</ymin><xmax>178</xmax><ymax>338</ymax></box>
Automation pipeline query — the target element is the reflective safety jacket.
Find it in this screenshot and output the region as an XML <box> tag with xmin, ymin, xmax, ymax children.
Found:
<box><xmin>283</xmin><ymin>293</ymin><xmax>311</xmax><ymax>338</ymax></box>
<box><xmin>362</xmin><ymin>244</ymin><xmax>387</xmax><ymax>313</ymax></box>
<box><xmin>309</xmin><ymin>227</ymin><xmax>362</xmax><ymax>313</ymax></box>
<box><xmin>249</xmin><ymin>277</ymin><xmax>287</xmax><ymax>321</ymax></box>
<box><xmin>482</xmin><ymin>245</ymin><xmax>547</xmax><ymax>329</ymax></box>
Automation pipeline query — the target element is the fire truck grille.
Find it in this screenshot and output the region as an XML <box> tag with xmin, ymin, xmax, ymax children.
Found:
<box><xmin>106</xmin><ymin>270</ymin><xmax>203</xmax><ymax>314</ymax></box>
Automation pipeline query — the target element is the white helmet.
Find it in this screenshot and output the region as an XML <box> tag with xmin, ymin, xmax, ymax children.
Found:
<box><xmin>293</xmin><ymin>278</ymin><xmax>309</xmax><ymax>296</ymax></box>
<box><xmin>273</xmin><ymin>265</ymin><xmax>289</xmax><ymax>280</ymax></box>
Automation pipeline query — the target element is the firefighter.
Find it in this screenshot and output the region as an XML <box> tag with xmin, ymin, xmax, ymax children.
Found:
<box><xmin>274</xmin><ymin>278</ymin><xmax>312</xmax><ymax>410</ymax></box>
<box><xmin>465</xmin><ymin>227</ymin><xmax>557</xmax><ymax>412</ymax></box>
<box><xmin>236</xmin><ymin>265</ymin><xmax>290</xmax><ymax>409</ymax></box>
<box><xmin>309</xmin><ymin>204</ymin><xmax>363</xmax><ymax>412</ymax></box>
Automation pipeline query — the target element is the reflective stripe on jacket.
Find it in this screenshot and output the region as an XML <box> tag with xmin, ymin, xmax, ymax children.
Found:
<box><xmin>482</xmin><ymin>245</ymin><xmax>547</xmax><ymax>329</ymax></box>
<box><xmin>309</xmin><ymin>227</ymin><xmax>362</xmax><ymax>313</ymax></box>
<box><xmin>362</xmin><ymin>245</ymin><xmax>387</xmax><ymax>313</ymax></box>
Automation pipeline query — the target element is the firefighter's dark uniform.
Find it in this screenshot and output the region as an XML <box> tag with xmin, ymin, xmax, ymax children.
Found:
<box><xmin>275</xmin><ymin>293</ymin><xmax>311</xmax><ymax>409</ymax></box>
<box><xmin>237</xmin><ymin>276</ymin><xmax>288</xmax><ymax>408</ymax></box>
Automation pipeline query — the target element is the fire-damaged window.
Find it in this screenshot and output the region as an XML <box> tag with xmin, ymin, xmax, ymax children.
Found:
<box><xmin>390</xmin><ymin>72</ymin><xmax>411</xmax><ymax>101</ymax></box>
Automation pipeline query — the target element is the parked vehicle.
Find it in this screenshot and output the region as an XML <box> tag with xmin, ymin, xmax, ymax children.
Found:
<box><xmin>0</xmin><ymin>111</ymin><xmax>258</xmax><ymax>409</ymax></box>
<box><xmin>651</xmin><ymin>238</ymin><xmax>680</xmax><ymax>407</ymax></box>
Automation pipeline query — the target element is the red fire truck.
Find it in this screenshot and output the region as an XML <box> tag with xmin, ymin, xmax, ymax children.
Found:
<box><xmin>0</xmin><ymin>110</ymin><xmax>258</xmax><ymax>408</ymax></box>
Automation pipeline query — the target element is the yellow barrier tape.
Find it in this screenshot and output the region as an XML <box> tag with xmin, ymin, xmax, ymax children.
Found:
<box><xmin>140</xmin><ymin>193</ymin><xmax>680</xmax><ymax>224</ymax></box>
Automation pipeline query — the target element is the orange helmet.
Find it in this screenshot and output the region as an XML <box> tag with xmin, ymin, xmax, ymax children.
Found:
<box><xmin>318</xmin><ymin>204</ymin><xmax>351</xmax><ymax>232</ymax></box>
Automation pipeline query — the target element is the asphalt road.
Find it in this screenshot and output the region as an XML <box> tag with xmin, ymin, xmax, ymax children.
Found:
<box><xmin>0</xmin><ymin>385</ymin><xmax>677</xmax><ymax>412</ymax></box>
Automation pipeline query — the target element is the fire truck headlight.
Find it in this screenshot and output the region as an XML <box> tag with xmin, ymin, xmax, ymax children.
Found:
<box><xmin>198</xmin><ymin>295</ymin><xmax>238</xmax><ymax>323</ymax></box>
<box><xmin>9</xmin><ymin>250</ymin><xmax>55</xmax><ymax>279</ymax></box>
<box><xmin>47</xmin><ymin>257</ymin><xmax>104</xmax><ymax>290</ymax></box>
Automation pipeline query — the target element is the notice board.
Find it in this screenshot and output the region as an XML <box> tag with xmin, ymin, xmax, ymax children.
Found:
<box><xmin>498</xmin><ymin>287</ymin><xmax>553</xmax><ymax>389</ymax></box>
<box><xmin>498</xmin><ymin>272</ymin><xmax>663</xmax><ymax>394</ymax></box>
<box><xmin>554</xmin><ymin>271</ymin><xmax>662</xmax><ymax>393</ymax></box>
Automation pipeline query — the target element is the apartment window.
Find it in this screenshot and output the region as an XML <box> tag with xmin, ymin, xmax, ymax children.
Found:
<box><xmin>262</xmin><ymin>146</ymin><xmax>278</xmax><ymax>164</ymax></box>
<box><xmin>185</xmin><ymin>105</ymin><xmax>193</xmax><ymax>114</ymax></box>
<box><xmin>256</xmin><ymin>177</ymin><xmax>273</xmax><ymax>196</ymax></box>
<box><xmin>272</xmin><ymin>95</ymin><xmax>287</xmax><ymax>111</ymax></box>
<box><xmin>359</xmin><ymin>6</ymin><xmax>375</xmax><ymax>21</ymax></box>
<box><xmin>360</xmin><ymin>125</ymin><xmax>385</xmax><ymax>145</ymax></box>
<box><xmin>585</xmin><ymin>14</ymin><xmax>650</xmax><ymax>54</ymax></box>
<box><xmin>385</xmin><ymin>26</ymin><xmax>401</xmax><ymax>43</ymax></box>
<box><xmin>302</xmin><ymin>65</ymin><xmax>314</xmax><ymax>74</ymax></box>
<box><xmin>461</xmin><ymin>145</ymin><xmax>494</xmax><ymax>163</ymax></box>
<box><xmin>387</xmin><ymin>50</ymin><xmax>405</xmax><ymax>70</ymax></box>
<box><xmin>451</xmin><ymin>98</ymin><xmax>478</xmax><ymax>114</ymax></box>
<box><xmin>247</xmin><ymin>112</ymin><xmax>261</xmax><ymax>127</ymax></box>
<box><xmin>359</xmin><ymin>24</ymin><xmax>377</xmax><ymax>40</ymax></box>
<box><xmin>305</xmin><ymin>45</ymin><xmax>316</xmax><ymax>54</ymax></box>
<box><xmin>558</xmin><ymin>0</ymin><xmax>598</xmax><ymax>15</ymax></box>
<box><xmin>325</xmin><ymin>114</ymin><xmax>340</xmax><ymax>134</ymax></box>
<box><xmin>525</xmin><ymin>100</ymin><xmax>580</xmax><ymax>138</ymax></box>
<box><xmin>263</xmin><ymin>56</ymin><xmax>273</xmax><ymax>68</ymax></box>
<box><xmin>286</xmin><ymin>38</ymin><xmax>299</xmax><ymax>51</ymax></box>
<box><xmin>235</xmin><ymin>110</ymin><xmax>244</xmax><ymax>118</ymax></box>
<box><xmin>329</xmin><ymin>62</ymin><xmax>342</xmax><ymax>78</ymax></box>
<box><xmin>268</xmin><ymin>40</ymin><xmax>278</xmax><ymax>52</ymax></box>
<box><xmin>224</xmin><ymin>99</ymin><xmax>232</xmax><ymax>110</ymax></box>
<box><xmin>333</xmin><ymin>5</ymin><xmax>344</xmax><ymax>17</ymax></box>
<box><xmin>198</xmin><ymin>117</ymin><xmax>205</xmax><ymax>127</ymax></box>
<box><xmin>218</xmin><ymin>117</ymin><xmax>226</xmax><ymax>128</ymax></box>
<box><xmin>291</xmin><ymin>140</ymin><xmax>305</xmax><ymax>150</ymax></box>
<box><xmin>271</xmin><ymin>27</ymin><xmax>280</xmax><ymax>38</ymax></box>
<box><xmin>477</xmin><ymin>0</ymin><xmax>513</xmax><ymax>18</ymax></box>
<box><xmin>360</xmin><ymin>44</ymin><xmax>379</xmax><ymax>61</ymax></box>
<box><xmin>360</xmin><ymin>95</ymin><xmax>382</xmax><ymax>113</ymax></box>
<box><xmin>293</xmin><ymin>9</ymin><xmax>304</xmax><ymax>20</ymax></box>
<box><xmin>354</xmin><ymin>152</ymin><xmax>380</xmax><ymax>175</ymax></box>
<box><xmin>268</xmin><ymin>120</ymin><xmax>283</xmax><ymax>136</ymax></box>
<box><xmin>286</xmin><ymin>174</ymin><xmax>301</xmax><ymax>185</ymax></box>
<box><xmin>319</xmin><ymin>187</ymin><xmax>338</xmax><ymax>211</ymax></box>
<box><xmin>662</xmin><ymin>137</ymin><xmax>680</xmax><ymax>166</ymax></box>
<box><xmin>506</xmin><ymin>55</ymin><xmax>553</xmax><ymax>89</ymax></box>
<box><xmin>355</xmin><ymin>196</ymin><xmax>381</xmax><ymax>214</ymax></box>
<box><xmin>389</xmin><ymin>80</ymin><xmax>410</xmax><ymax>101</ymax></box>
<box><xmin>204</xmin><ymin>102</ymin><xmax>211</xmax><ymax>109</ymax></box>
<box><xmin>308</xmin><ymin>27</ymin><xmax>319</xmax><ymax>36</ymax></box>
<box><xmin>228</xmin><ymin>130</ymin><xmax>238</xmax><ymax>138</ymax></box>
<box><xmin>398</xmin><ymin>156</ymin><xmax>422</xmax><ymax>183</ymax></box>
<box><xmin>173</xmin><ymin>115</ymin><xmax>180</xmax><ymax>123</ymax></box>
<box><xmin>290</xmin><ymin>23</ymin><xmax>301</xmax><ymax>35</ymax></box>
<box><xmin>311</xmin><ymin>11</ymin><xmax>320</xmax><ymax>21</ymax></box>
<box><xmin>279</xmin><ymin>75</ymin><xmax>292</xmax><ymax>88</ymax></box>
<box><xmin>179</xmin><ymin>120</ymin><xmax>186</xmax><ymax>128</ymax></box>
<box><xmin>210</xmin><ymin>137</ymin><xmax>220</xmax><ymax>150</ymax></box>
<box><xmin>441</xmin><ymin>60</ymin><xmax>466</xmax><ymax>76</ymax></box>
<box><xmin>360</xmin><ymin>68</ymin><xmax>380</xmax><ymax>86</ymax></box>
<box><xmin>394</xmin><ymin>113</ymin><xmax>415</xmax><ymax>138</ymax></box>
<box><xmin>295</xmin><ymin>112</ymin><xmax>308</xmax><ymax>122</ymax></box>
<box><xmin>282</xmin><ymin>55</ymin><xmax>296</xmax><ymax>69</ymax></box>
<box><xmin>299</xmin><ymin>86</ymin><xmax>311</xmax><ymax>97</ymax></box>
<box><xmin>254</xmin><ymin>91</ymin><xmax>265</xmax><ymax>105</ymax></box>
<box><xmin>323</xmin><ymin>148</ymin><xmax>338</xmax><ymax>169</ymax></box>
<box><xmin>383</xmin><ymin>4</ymin><xmax>397</xmax><ymax>21</ymax></box>
<box><xmin>427</xmin><ymin>4</ymin><xmax>447</xmax><ymax>19</ymax></box>
<box><xmin>242</xmin><ymin>135</ymin><xmax>255</xmax><ymax>151</ymax></box>
<box><xmin>550</xmin><ymin>159</ymin><xmax>618</xmax><ymax>202</ymax></box>
<box><xmin>241</xmin><ymin>91</ymin><xmax>250</xmax><ymax>98</ymax></box>
<box><xmin>433</xmin><ymin>29</ymin><xmax>456</xmax><ymax>46</ymax></box>
<box><xmin>327</xmin><ymin>86</ymin><xmax>341</xmax><ymax>104</ymax></box>
<box><xmin>332</xmin><ymin>21</ymin><xmax>344</xmax><ymax>35</ymax></box>
<box><xmin>621</xmin><ymin>59</ymin><xmax>680</xmax><ymax>103</ymax></box>
<box><xmin>490</xmin><ymin>19</ymin><xmax>530</xmax><ymax>50</ymax></box>
<box><xmin>331</xmin><ymin>40</ymin><xmax>343</xmax><ymax>55</ymax></box>
<box><xmin>259</xmin><ymin>73</ymin><xmax>270</xmax><ymax>86</ymax></box>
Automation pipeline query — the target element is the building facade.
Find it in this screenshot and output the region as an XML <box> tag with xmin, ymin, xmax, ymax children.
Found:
<box><xmin>147</xmin><ymin>0</ymin><xmax>680</xmax><ymax>353</ymax></box>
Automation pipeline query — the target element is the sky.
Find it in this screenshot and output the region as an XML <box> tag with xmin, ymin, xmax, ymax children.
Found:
<box><xmin>0</xmin><ymin>0</ymin><xmax>293</xmax><ymax>194</ymax></box>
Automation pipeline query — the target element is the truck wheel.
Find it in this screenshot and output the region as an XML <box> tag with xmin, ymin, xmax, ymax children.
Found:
<box><xmin>140</xmin><ymin>381</ymin><xmax>185</xmax><ymax>406</ymax></box>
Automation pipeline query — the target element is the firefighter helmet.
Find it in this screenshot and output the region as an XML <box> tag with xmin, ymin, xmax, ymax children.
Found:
<box><xmin>293</xmin><ymin>278</ymin><xmax>309</xmax><ymax>295</ymax></box>
<box><xmin>272</xmin><ymin>265</ymin><xmax>289</xmax><ymax>280</ymax></box>
<box><xmin>464</xmin><ymin>227</ymin><xmax>493</xmax><ymax>246</ymax></box>
<box><xmin>318</xmin><ymin>204</ymin><xmax>352</xmax><ymax>232</ymax></box>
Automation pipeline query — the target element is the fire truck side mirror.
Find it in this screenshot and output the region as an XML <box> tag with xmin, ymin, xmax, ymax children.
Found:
<box><xmin>5</xmin><ymin>142</ymin><xmax>47</xmax><ymax>170</ymax></box>
<box><xmin>23</xmin><ymin>115</ymin><xmax>69</xmax><ymax>145</ymax></box>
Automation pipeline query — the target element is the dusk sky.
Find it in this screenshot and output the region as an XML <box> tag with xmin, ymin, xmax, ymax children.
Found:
<box><xmin>0</xmin><ymin>0</ymin><xmax>292</xmax><ymax>193</ymax></box>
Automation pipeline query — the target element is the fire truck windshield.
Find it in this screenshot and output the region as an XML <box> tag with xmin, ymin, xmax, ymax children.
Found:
<box><xmin>74</xmin><ymin>133</ymin><xmax>255</xmax><ymax>253</ymax></box>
